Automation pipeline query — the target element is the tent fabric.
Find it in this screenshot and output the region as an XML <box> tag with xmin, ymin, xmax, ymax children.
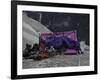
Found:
<box><xmin>40</xmin><ymin>31</ymin><xmax>80</xmax><ymax>50</ymax></box>
<box><xmin>63</xmin><ymin>37</ymin><xmax>80</xmax><ymax>50</ymax></box>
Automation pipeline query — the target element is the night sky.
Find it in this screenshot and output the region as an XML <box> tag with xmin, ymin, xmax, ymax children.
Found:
<box><xmin>23</xmin><ymin>11</ymin><xmax>90</xmax><ymax>45</ymax></box>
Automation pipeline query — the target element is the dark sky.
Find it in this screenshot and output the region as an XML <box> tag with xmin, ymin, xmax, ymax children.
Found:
<box><xmin>23</xmin><ymin>11</ymin><xmax>90</xmax><ymax>45</ymax></box>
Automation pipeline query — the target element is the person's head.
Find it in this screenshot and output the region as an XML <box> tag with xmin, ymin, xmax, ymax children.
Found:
<box><xmin>34</xmin><ymin>43</ymin><xmax>38</xmax><ymax>47</ymax></box>
<box><xmin>51</xmin><ymin>46</ymin><xmax>54</xmax><ymax>48</ymax></box>
<box><xmin>26</xmin><ymin>43</ymin><xmax>31</xmax><ymax>48</ymax></box>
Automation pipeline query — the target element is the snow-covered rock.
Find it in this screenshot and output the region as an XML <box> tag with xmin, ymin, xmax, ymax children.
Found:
<box><xmin>22</xmin><ymin>13</ymin><xmax>51</xmax><ymax>49</ymax></box>
<box><xmin>80</xmin><ymin>41</ymin><xmax>89</xmax><ymax>52</ymax></box>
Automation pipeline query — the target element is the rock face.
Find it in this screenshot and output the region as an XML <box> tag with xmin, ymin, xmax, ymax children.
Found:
<box><xmin>22</xmin><ymin>14</ymin><xmax>51</xmax><ymax>49</ymax></box>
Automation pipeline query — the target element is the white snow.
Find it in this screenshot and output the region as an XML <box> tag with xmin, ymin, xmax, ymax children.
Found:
<box><xmin>22</xmin><ymin>13</ymin><xmax>51</xmax><ymax>49</ymax></box>
<box><xmin>80</xmin><ymin>41</ymin><xmax>89</xmax><ymax>52</ymax></box>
